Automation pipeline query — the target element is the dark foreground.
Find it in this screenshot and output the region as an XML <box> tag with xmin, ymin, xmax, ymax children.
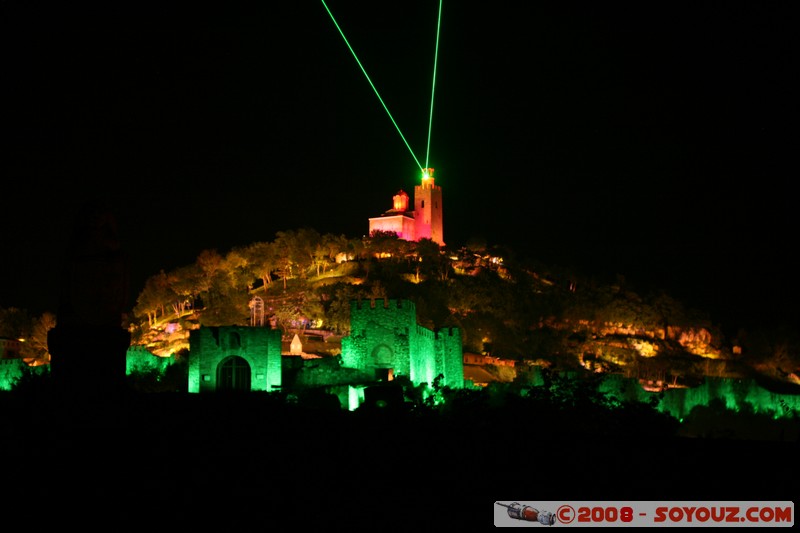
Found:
<box><xmin>2</xmin><ymin>391</ymin><xmax>797</xmax><ymax>528</ymax></box>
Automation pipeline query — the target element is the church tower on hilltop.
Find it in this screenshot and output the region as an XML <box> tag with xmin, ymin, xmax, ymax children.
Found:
<box><xmin>413</xmin><ymin>168</ymin><xmax>444</xmax><ymax>246</ymax></box>
<box><xmin>368</xmin><ymin>168</ymin><xmax>445</xmax><ymax>247</ymax></box>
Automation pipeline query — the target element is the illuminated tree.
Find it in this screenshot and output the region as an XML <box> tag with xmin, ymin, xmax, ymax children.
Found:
<box><xmin>271</xmin><ymin>296</ymin><xmax>304</xmax><ymax>334</ymax></box>
<box><xmin>647</xmin><ymin>291</ymin><xmax>688</xmax><ymax>338</ymax></box>
<box><xmin>196</xmin><ymin>269</ymin><xmax>249</xmax><ymax>327</ymax></box>
<box><xmin>20</xmin><ymin>311</ymin><xmax>56</xmax><ymax>365</ymax></box>
<box><xmin>409</xmin><ymin>238</ymin><xmax>436</xmax><ymax>281</ymax></box>
<box><xmin>119</xmin><ymin>222</ymin><xmax>800</xmax><ymax>388</ymax></box>
<box><xmin>274</xmin><ymin>230</ymin><xmax>303</xmax><ymax>289</ymax></box>
<box><xmin>242</xmin><ymin>241</ymin><xmax>279</xmax><ymax>292</ymax></box>
<box><xmin>167</xmin><ymin>263</ymin><xmax>204</xmax><ymax>315</ymax></box>
<box><xmin>223</xmin><ymin>247</ymin><xmax>255</xmax><ymax>290</ymax></box>
<box><xmin>322</xmin><ymin>233</ymin><xmax>350</xmax><ymax>264</ymax></box>
<box><xmin>293</xmin><ymin>227</ymin><xmax>323</xmax><ymax>278</ymax></box>
<box><xmin>133</xmin><ymin>270</ymin><xmax>174</xmax><ymax>326</ymax></box>
<box><xmin>365</xmin><ymin>230</ymin><xmax>408</xmax><ymax>258</ymax></box>
<box><xmin>196</xmin><ymin>249</ymin><xmax>224</xmax><ymax>292</ymax></box>
<box><xmin>197</xmin><ymin>289</ymin><xmax>250</xmax><ymax>327</ymax></box>
<box><xmin>311</xmin><ymin>232</ymin><xmax>351</xmax><ymax>277</ymax></box>
<box><xmin>348</xmin><ymin>235</ymin><xmax>369</xmax><ymax>260</ymax></box>
<box><xmin>192</xmin><ymin>248</ymin><xmax>228</xmax><ymax>312</ymax></box>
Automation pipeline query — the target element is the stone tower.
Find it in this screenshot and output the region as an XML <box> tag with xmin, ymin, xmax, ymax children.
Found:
<box><xmin>413</xmin><ymin>168</ymin><xmax>444</xmax><ymax>246</ymax></box>
<box><xmin>341</xmin><ymin>298</ymin><xmax>463</xmax><ymax>389</ymax></box>
<box><xmin>368</xmin><ymin>168</ymin><xmax>445</xmax><ymax>246</ymax></box>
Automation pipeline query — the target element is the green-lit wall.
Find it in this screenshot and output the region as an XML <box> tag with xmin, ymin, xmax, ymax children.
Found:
<box><xmin>438</xmin><ymin>327</ymin><xmax>464</xmax><ymax>389</ymax></box>
<box><xmin>0</xmin><ymin>358</ymin><xmax>38</xmax><ymax>390</ymax></box>
<box><xmin>126</xmin><ymin>345</ymin><xmax>173</xmax><ymax>375</ymax></box>
<box><xmin>599</xmin><ymin>374</ymin><xmax>800</xmax><ymax>420</ymax></box>
<box><xmin>187</xmin><ymin>326</ymin><xmax>282</xmax><ymax>393</ymax></box>
<box><xmin>341</xmin><ymin>298</ymin><xmax>463</xmax><ymax>389</ymax></box>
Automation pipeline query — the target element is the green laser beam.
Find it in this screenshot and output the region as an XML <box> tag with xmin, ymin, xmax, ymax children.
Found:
<box><xmin>321</xmin><ymin>0</ymin><xmax>441</xmax><ymax>175</ymax></box>
<box><xmin>425</xmin><ymin>0</ymin><xmax>443</xmax><ymax>170</ymax></box>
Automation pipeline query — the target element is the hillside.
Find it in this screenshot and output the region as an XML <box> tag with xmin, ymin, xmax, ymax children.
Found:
<box><xmin>129</xmin><ymin>242</ymin><xmax>800</xmax><ymax>391</ymax></box>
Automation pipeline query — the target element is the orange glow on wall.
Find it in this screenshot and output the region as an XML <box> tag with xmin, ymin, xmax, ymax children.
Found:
<box><xmin>421</xmin><ymin>168</ymin><xmax>435</xmax><ymax>189</ymax></box>
<box><xmin>368</xmin><ymin>167</ymin><xmax>444</xmax><ymax>246</ymax></box>
<box><xmin>392</xmin><ymin>190</ymin><xmax>409</xmax><ymax>211</ymax></box>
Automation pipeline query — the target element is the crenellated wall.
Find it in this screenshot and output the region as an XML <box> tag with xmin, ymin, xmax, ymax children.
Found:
<box><xmin>342</xmin><ymin>298</ymin><xmax>463</xmax><ymax>389</ymax></box>
<box><xmin>120</xmin><ymin>299</ymin><xmax>463</xmax><ymax>401</ymax></box>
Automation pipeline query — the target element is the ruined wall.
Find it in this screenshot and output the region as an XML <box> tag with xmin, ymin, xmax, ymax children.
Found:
<box><xmin>438</xmin><ymin>327</ymin><xmax>464</xmax><ymax>389</ymax></box>
<box><xmin>341</xmin><ymin>298</ymin><xmax>463</xmax><ymax>389</ymax></box>
<box><xmin>409</xmin><ymin>324</ymin><xmax>435</xmax><ymax>384</ymax></box>
<box><xmin>126</xmin><ymin>345</ymin><xmax>172</xmax><ymax>375</ymax></box>
<box><xmin>341</xmin><ymin>298</ymin><xmax>416</xmax><ymax>376</ymax></box>
<box><xmin>291</xmin><ymin>356</ymin><xmax>370</xmax><ymax>388</ymax></box>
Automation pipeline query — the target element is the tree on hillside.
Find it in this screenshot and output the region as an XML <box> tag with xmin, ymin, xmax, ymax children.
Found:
<box><xmin>311</xmin><ymin>232</ymin><xmax>350</xmax><ymax>277</ymax></box>
<box><xmin>318</xmin><ymin>283</ymin><xmax>364</xmax><ymax>335</ymax></box>
<box><xmin>366</xmin><ymin>230</ymin><xmax>411</xmax><ymax>259</ymax></box>
<box><xmin>133</xmin><ymin>270</ymin><xmax>174</xmax><ymax>326</ymax></box>
<box><xmin>293</xmin><ymin>227</ymin><xmax>323</xmax><ymax>278</ymax></box>
<box><xmin>271</xmin><ymin>294</ymin><xmax>305</xmax><ymax>335</ymax></box>
<box><xmin>648</xmin><ymin>291</ymin><xmax>689</xmax><ymax>338</ymax></box>
<box><xmin>223</xmin><ymin>247</ymin><xmax>255</xmax><ymax>291</ymax></box>
<box><xmin>196</xmin><ymin>249</ymin><xmax>224</xmax><ymax>291</ymax></box>
<box><xmin>20</xmin><ymin>311</ymin><xmax>56</xmax><ymax>365</ymax></box>
<box><xmin>347</xmin><ymin>235</ymin><xmax>369</xmax><ymax>260</ymax></box>
<box><xmin>196</xmin><ymin>258</ymin><xmax>250</xmax><ymax>327</ymax></box>
<box><xmin>242</xmin><ymin>241</ymin><xmax>279</xmax><ymax>292</ymax></box>
<box><xmin>185</xmin><ymin>248</ymin><xmax>252</xmax><ymax>327</ymax></box>
<box><xmin>117</xmin><ymin>231</ymin><xmax>800</xmax><ymax>386</ymax></box>
<box><xmin>322</xmin><ymin>233</ymin><xmax>351</xmax><ymax>264</ymax></box>
<box><xmin>167</xmin><ymin>263</ymin><xmax>205</xmax><ymax>316</ymax></box>
<box><xmin>413</xmin><ymin>238</ymin><xmax>449</xmax><ymax>282</ymax></box>
<box><xmin>274</xmin><ymin>230</ymin><xmax>304</xmax><ymax>289</ymax></box>
<box><xmin>596</xmin><ymin>290</ymin><xmax>649</xmax><ymax>326</ymax></box>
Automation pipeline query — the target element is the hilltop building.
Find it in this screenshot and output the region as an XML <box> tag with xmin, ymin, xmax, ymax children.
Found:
<box><xmin>341</xmin><ymin>298</ymin><xmax>463</xmax><ymax>389</ymax></box>
<box><xmin>368</xmin><ymin>168</ymin><xmax>444</xmax><ymax>246</ymax></box>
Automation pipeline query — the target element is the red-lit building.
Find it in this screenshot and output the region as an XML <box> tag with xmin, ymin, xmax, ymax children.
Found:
<box><xmin>368</xmin><ymin>168</ymin><xmax>444</xmax><ymax>246</ymax></box>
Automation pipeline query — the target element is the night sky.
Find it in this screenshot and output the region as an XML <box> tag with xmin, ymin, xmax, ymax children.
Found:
<box><xmin>1</xmin><ymin>2</ymin><xmax>795</xmax><ymax>332</ymax></box>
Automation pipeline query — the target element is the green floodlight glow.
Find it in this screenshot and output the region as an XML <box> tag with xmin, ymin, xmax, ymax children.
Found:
<box><xmin>596</xmin><ymin>373</ymin><xmax>800</xmax><ymax>421</ymax></box>
<box><xmin>321</xmin><ymin>0</ymin><xmax>443</xmax><ymax>175</ymax></box>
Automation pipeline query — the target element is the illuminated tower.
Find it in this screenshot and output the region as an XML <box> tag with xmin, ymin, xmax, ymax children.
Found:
<box><xmin>414</xmin><ymin>168</ymin><xmax>444</xmax><ymax>246</ymax></box>
<box><xmin>368</xmin><ymin>168</ymin><xmax>445</xmax><ymax>246</ymax></box>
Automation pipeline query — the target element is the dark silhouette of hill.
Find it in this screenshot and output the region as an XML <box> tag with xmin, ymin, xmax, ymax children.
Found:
<box><xmin>2</xmin><ymin>378</ymin><xmax>797</xmax><ymax>528</ymax></box>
